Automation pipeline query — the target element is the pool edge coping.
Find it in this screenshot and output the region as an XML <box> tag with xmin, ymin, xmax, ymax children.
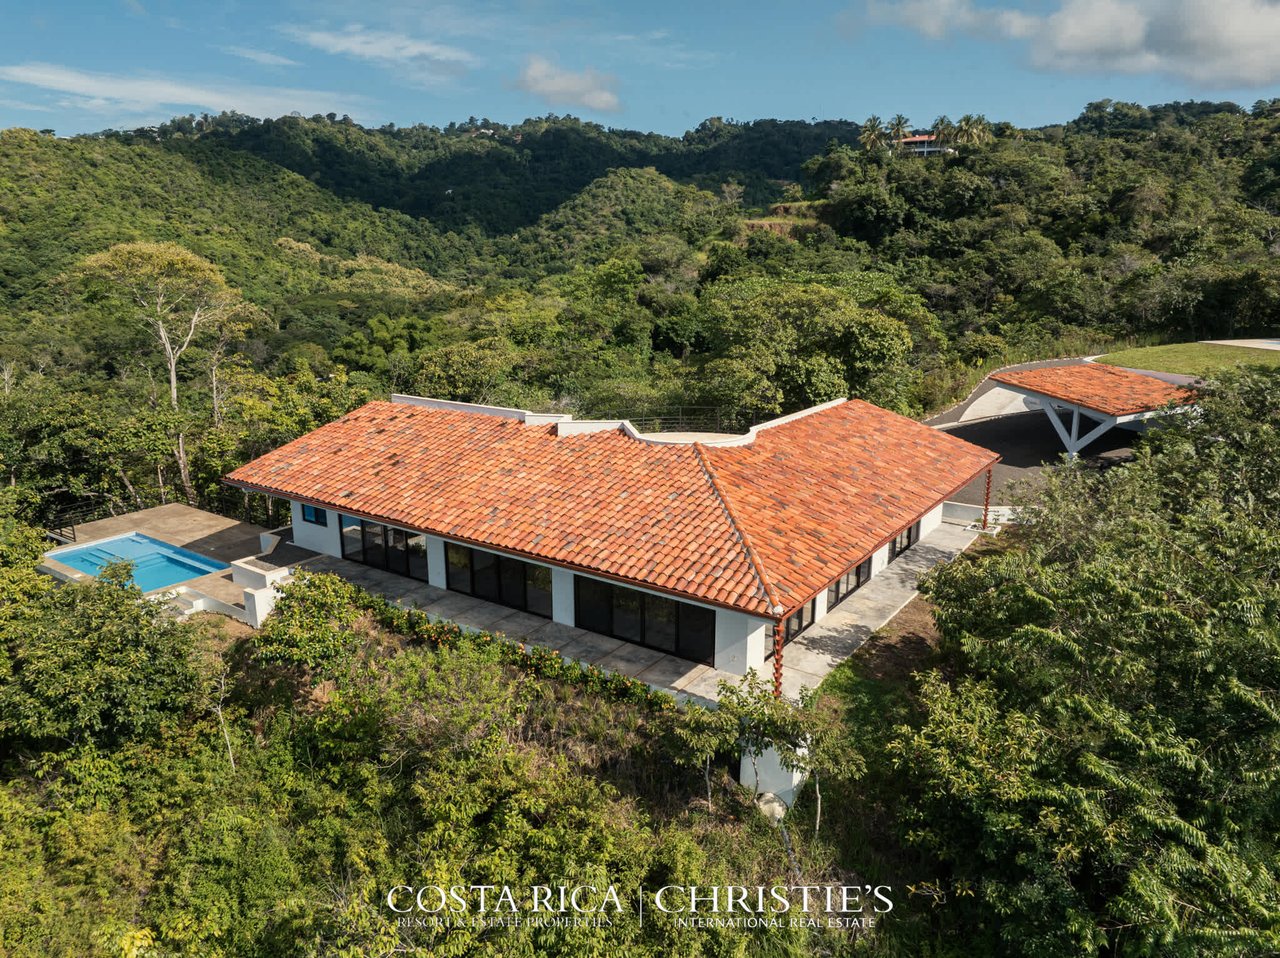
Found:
<box><xmin>41</xmin><ymin>529</ymin><xmax>232</xmax><ymax>595</ymax></box>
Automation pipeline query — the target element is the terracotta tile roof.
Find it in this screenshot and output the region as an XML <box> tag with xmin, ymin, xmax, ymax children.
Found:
<box><xmin>990</xmin><ymin>364</ymin><xmax>1193</xmax><ymax>417</ymax></box>
<box><xmin>225</xmin><ymin>399</ymin><xmax>997</xmax><ymax>618</ymax></box>
<box><xmin>703</xmin><ymin>401</ymin><xmax>997</xmax><ymax>612</ymax></box>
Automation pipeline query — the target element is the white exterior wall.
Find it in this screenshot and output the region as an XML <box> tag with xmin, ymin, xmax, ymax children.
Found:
<box><xmin>424</xmin><ymin>535</ymin><xmax>448</xmax><ymax>589</ymax></box>
<box><xmin>740</xmin><ymin>746</ymin><xmax>806</xmax><ymax>804</ymax></box>
<box><xmin>919</xmin><ymin>502</ymin><xmax>944</xmax><ymax>539</ymax></box>
<box><xmin>713</xmin><ymin>609</ymin><xmax>772</xmax><ymax>676</ymax></box>
<box><xmin>551</xmin><ymin>567</ymin><xmax>576</xmax><ymax>626</ymax></box>
<box><xmin>812</xmin><ymin>588</ymin><xmax>829</xmax><ymax>621</ymax></box>
<box><xmin>289</xmin><ymin>501</ymin><xmax>343</xmax><ymax>557</ymax></box>
<box><xmin>869</xmin><ymin>541</ymin><xmax>892</xmax><ymax>577</ymax></box>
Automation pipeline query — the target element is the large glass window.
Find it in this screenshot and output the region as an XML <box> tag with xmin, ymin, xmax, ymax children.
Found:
<box><xmin>574</xmin><ymin>577</ymin><xmax>612</xmax><ymax>636</ymax></box>
<box><xmin>645</xmin><ymin>594</ymin><xmax>679</xmax><ymax>652</ymax></box>
<box><xmin>890</xmin><ymin>521</ymin><xmax>922</xmax><ymax>560</ymax></box>
<box><xmin>342</xmin><ymin>518</ymin><xmax>427</xmax><ymax>581</ymax></box>
<box><xmin>573</xmin><ymin>577</ymin><xmax>716</xmax><ymax>666</ymax></box>
<box><xmin>386</xmin><ymin>527</ymin><xmax>409</xmax><ymax>577</ymax></box>
<box><xmin>446</xmin><ymin>543</ymin><xmax>470</xmax><ymax>592</ymax></box>
<box><xmin>526</xmin><ymin>564</ymin><xmax>553</xmax><ymax>618</ymax></box>
<box><xmin>784</xmin><ymin>598</ymin><xmax>816</xmax><ymax>643</ymax></box>
<box><xmin>340</xmin><ymin>516</ymin><xmax>363</xmax><ymax>563</ymax></box>
<box><xmin>407</xmin><ymin>534</ymin><xmax>429</xmax><ymax>582</ymax></box>
<box><xmin>827</xmin><ymin>556</ymin><xmax>873</xmax><ymax>609</ymax></box>
<box><xmin>471</xmin><ymin>548</ymin><xmax>500</xmax><ymax>602</ymax></box>
<box><xmin>442</xmin><ymin>543</ymin><xmax>552</xmax><ymax>619</ymax></box>
<box><xmin>678</xmin><ymin>602</ymin><xmax>715</xmax><ymax>664</ymax></box>
<box><xmin>361</xmin><ymin>522</ymin><xmax>386</xmax><ymax>569</ymax></box>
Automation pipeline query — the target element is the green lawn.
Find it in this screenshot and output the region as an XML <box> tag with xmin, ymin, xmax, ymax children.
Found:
<box><xmin>1096</xmin><ymin>341</ymin><xmax>1280</xmax><ymax>377</ymax></box>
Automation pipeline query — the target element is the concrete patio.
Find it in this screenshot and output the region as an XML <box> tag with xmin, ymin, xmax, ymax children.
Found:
<box><xmin>299</xmin><ymin>552</ymin><xmax>738</xmax><ymax>703</ymax></box>
<box><xmin>297</xmin><ymin>521</ymin><xmax>981</xmax><ymax>705</ymax></box>
<box><xmin>779</xmin><ymin>521</ymin><xmax>981</xmax><ymax>699</ymax></box>
<box><xmin>41</xmin><ymin>503</ymin><xmax>982</xmax><ymax>705</ymax></box>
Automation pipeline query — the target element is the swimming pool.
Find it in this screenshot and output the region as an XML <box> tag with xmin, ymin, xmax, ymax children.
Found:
<box><xmin>47</xmin><ymin>532</ymin><xmax>229</xmax><ymax>592</ymax></box>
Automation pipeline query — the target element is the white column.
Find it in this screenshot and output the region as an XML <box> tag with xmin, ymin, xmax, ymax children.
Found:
<box><xmin>551</xmin><ymin>568</ymin><xmax>575</xmax><ymax>626</ymax></box>
<box><xmin>919</xmin><ymin>502</ymin><xmax>944</xmax><ymax>539</ymax></box>
<box><xmin>425</xmin><ymin>536</ymin><xmax>447</xmax><ymax>589</ymax></box>
<box><xmin>714</xmin><ymin>610</ymin><xmax>769</xmax><ymax>675</ymax></box>
<box><xmin>869</xmin><ymin>542</ymin><xmax>891</xmax><ymax>577</ymax></box>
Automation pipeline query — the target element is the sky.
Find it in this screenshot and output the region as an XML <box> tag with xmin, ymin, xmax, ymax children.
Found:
<box><xmin>3</xmin><ymin>0</ymin><xmax>1280</xmax><ymax>137</ymax></box>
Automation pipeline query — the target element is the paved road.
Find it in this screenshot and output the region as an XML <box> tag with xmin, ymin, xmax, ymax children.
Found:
<box><xmin>925</xmin><ymin>356</ymin><xmax>1090</xmax><ymax>427</ymax></box>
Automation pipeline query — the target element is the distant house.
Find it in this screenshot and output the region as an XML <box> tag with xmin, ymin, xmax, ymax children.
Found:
<box><xmin>225</xmin><ymin>395</ymin><xmax>998</xmax><ymax>690</ymax></box>
<box><xmin>894</xmin><ymin>134</ymin><xmax>953</xmax><ymax>157</ymax></box>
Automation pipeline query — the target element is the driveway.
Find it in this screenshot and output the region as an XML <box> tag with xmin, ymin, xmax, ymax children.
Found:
<box><xmin>928</xmin><ymin>357</ymin><xmax>1141</xmax><ymax>506</ymax></box>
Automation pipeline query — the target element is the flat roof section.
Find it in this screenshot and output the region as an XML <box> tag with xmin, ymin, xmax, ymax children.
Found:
<box><xmin>990</xmin><ymin>363</ymin><xmax>1194</xmax><ymax>417</ymax></box>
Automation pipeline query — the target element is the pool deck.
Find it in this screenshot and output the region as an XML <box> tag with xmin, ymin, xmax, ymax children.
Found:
<box><xmin>63</xmin><ymin>504</ymin><xmax>272</xmax><ymax>562</ymax></box>
<box><xmin>40</xmin><ymin>504</ymin><xmax>280</xmax><ymax>604</ymax></box>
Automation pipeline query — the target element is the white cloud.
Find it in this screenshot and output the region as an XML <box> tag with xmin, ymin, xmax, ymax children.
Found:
<box><xmin>865</xmin><ymin>0</ymin><xmax>1280</xmax><ymax>87</ymax></box>
<box><xmin>281</xmin><ymin>24</ymin><xmax>474</xmax><ymax>86</ymax></box>
<box><xmin>221</xmin><ymin>46</ymin><xmax>301</xmax><ymax>68</ymax></box>
<box><xmin>0</xmin><ymin>62</ymin><xmax>361</xmax><ymax>120</ymax></box>
<box><xmin>516</xmin><ymin>56</ymin><xmax>620</xmax><ymax>112</ymax></box>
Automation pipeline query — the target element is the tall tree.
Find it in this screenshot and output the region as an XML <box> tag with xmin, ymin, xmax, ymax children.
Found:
<box><xmin>930</xmin><ymin>113</ymin><xmax>955</xmax><ymax>146</ymax></box>
<box><xmin>888</xmin><ymin>114</ymin><xmax>912</xmax><ymax>151</ymax></box>
<box><xmin>859</xmin><ymin>115</ymin><xmax>887</xmax><ymax>153</ymax></box>
<box><xmin>77</xmin><ymin>242</ymin><xmax>244</xmax><ymax>503</ymax></box>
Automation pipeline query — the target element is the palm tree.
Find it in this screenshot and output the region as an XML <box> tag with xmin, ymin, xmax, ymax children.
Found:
<box><xmin>888</xmin><ymin>114</ymin><xmax>911</xmax><ymax>152</ymax></box>
<box><xmin>930</xmin><ymin>114</ymin><xmax>955</xmax><ymax>148</ymax></box>
<box><xmin>956</xmin><ymin>113</ymin><xmax>994</xmax><ymax>147</ymax></box>
<box><xmin>859</xmin><ymin>115</ymin><xmax>887</xmax><ymax>153</ymax></box>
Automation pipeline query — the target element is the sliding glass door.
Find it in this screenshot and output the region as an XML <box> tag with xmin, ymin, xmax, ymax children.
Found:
<box><xmin>573</xmin><ymin>576</ymin><xmax>715</xmax><ymax>665</ymax></box>
<box><xmin>341</xmin><ymin>516</ymin><xmax>429</xmax><ymax>582</ymax></box>
<box><xmin>443</xmin><ymin>543</ymin><xmax>552</xmax><ymax>619</ymax></box>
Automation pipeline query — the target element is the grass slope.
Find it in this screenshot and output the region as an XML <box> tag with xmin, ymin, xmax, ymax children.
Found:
<box><xmin>1096</xmin><ymin>341</ymin><xmax>1280</xmax><ymax>376</ymax></box>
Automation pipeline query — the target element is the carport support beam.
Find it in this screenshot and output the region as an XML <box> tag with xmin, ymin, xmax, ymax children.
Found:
<box><xmin>1042</xmin><ymin>402</ymin><xmax>1118</xmax><ymax>459</ymax></box>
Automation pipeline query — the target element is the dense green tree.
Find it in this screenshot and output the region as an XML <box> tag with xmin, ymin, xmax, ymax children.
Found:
<box><xmin>891</xmin><ymin>367</ymin><xmax>1280</xmax><ymax>956</ymax></box>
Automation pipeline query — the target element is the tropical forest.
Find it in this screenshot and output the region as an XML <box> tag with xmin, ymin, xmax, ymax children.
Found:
<box><xmin>1</xmin><ymin>97</ymin><xmax>1280</xmax><ymax>956</ymax></box>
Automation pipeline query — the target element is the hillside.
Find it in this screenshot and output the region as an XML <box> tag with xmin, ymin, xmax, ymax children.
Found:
<box><xmin>0</xmin><ymin>128</ymin><xmax>469</xmax><ymax>307</ymax></box>
<box><xmin>2</xmin><ymin>100</ymin><xmax>1280</xmax><ymax>522</ymax></box>
<box><xmin>198</xmin><ymin>114</ymin><xmax>863</xmax><ymax>234</ymax></box>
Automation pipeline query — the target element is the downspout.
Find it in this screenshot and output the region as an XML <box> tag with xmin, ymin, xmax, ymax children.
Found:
<box><xmin>982</xmin><ymin>467</ymin><xmax>992</xmax><ymax>531</ymax></box>
<box><xmin>773</xmin><ymin>621</ymin><xmax>785</xmax><ymax>699</ymax></box>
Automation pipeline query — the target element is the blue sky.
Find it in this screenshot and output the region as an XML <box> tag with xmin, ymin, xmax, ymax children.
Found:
<box><xmin>3</xmin><ymin>0</ymin><xmax>1280</xmax><ymax>136</ymax></box>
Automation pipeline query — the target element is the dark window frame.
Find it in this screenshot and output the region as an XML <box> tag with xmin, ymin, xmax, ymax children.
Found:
<box><xmin>301</xmin><ymin>503</ymin><xmax>328</xmax><ymax>526</ymax></box>
<box><xmin>783</xmin><ymin>597</ymin><xmax>817</xmax><ymax>644</ymax></box>
<box><xmin>444</xmin><ymin>542</ymin><xmax>552</xmax><ymax>619</ymax></box>
<box><xmin>890</xmin><ymin>520</ymin><xmax>922</xmax><ymax>560</ymax></box>
<box><xmin>827</xmin><ymin>556</ymin><xmax>873</xmax><ymax>609</ymax></box>
<box><xmin>341</xmin><ymin>517</ymin><xmax>428</xmax><ymax>582</ymax></box>
<box><xmin>572</xmin><ymin>576</ymin><xmax>715</xmax><ymax>666</ymax></box>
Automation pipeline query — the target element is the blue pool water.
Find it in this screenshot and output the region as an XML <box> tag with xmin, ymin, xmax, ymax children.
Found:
<box><xmin>48</xmin><ymin>532</ymin><xmax>229</xmax><ymax>592</ymax></box>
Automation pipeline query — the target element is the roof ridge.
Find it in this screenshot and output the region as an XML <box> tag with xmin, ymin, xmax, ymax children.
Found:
<box><xmin>692</xmin><ymin>443</ymin><xmax>786</xmax><ymax>616</ymax></box>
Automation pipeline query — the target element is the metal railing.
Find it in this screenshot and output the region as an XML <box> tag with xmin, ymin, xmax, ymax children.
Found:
<box><xmin>44</xmin><ymin>501</ymin><xmax>113</xmax><ymax>542</ymax></box>
<box><xmin>590</xmin><ymin>405</ymin><xmax>745</xmax><ymax>435</ymax></box>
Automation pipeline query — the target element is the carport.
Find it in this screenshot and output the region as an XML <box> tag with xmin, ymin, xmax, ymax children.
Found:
<box><xmin>989</xmin><ymin>364</ymin><xmax>1194</xmax><ymax>459</ymax></box>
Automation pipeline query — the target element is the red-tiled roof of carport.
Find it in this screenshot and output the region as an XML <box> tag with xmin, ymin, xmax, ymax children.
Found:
<box><xmin>225</xmin><ymin>399</ymin><xmax>999</xmax><ymax>618</ymax></box>
<box><xmin>990</xmin><ymin>364</ymin><xmax>1194</xmax><ymax>418</ymax></box>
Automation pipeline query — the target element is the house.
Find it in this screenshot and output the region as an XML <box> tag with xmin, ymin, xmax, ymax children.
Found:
<box><xmin>224</xmin><ymin>394</ymin><xmax>999</xmax><ymax>695</ymax></box>
<box><xmin>894</xmin><ymin>133</ymin><xmax>953</xmax><ymax>157</ymax></box>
